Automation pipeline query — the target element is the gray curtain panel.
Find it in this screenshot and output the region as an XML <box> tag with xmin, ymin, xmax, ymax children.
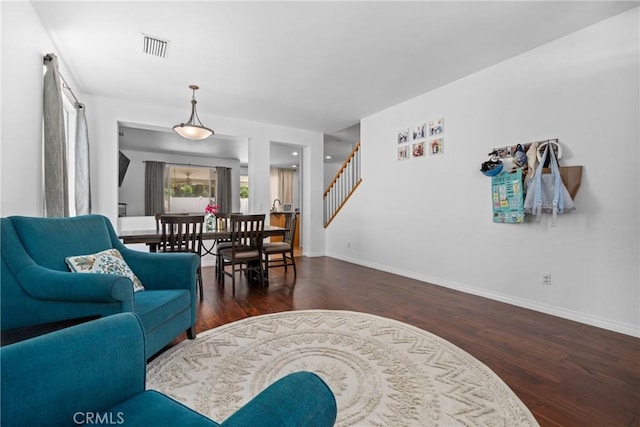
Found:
<box><xmin>43</xmin><ymin>53</ymin><xmax>69</xmax><ymax>217</ymax></box>
<box><xmin>216</xmin><ymin>167</ymin><xmax>232</xmax><ymax>213</ymax></box>
<box><xmin>145</xmin><ymin>161</ymin><xmax>165</xmax><ymax>215</ymax></box>
<box><xmin>75</xmin><ymin>103</ymin><xmax>91</xmax><ymax>215</ymax></box>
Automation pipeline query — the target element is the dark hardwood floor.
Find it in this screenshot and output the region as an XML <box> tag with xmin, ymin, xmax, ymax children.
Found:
<box><xmin>166</xmin><ymin>256</ymin><xmax>640</xmax><ymax>427</ymax></box>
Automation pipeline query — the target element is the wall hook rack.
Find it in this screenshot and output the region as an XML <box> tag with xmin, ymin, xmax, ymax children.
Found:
<box><xmin>492</xmin><ymin>138</ymin><xmax>559</xmax><ymax>159</ymax></box>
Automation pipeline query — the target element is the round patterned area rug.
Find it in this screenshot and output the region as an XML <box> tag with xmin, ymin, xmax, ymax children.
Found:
<box><xmin>147</xmin><ymin>310</ymin><xmax>539</xmax><ymax>426</ymax></box>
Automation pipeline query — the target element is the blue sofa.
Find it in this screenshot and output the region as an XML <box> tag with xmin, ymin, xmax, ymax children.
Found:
<box><xmin>1</xmin><ymin>214</ymin><xmax>199</xmax><ymax>358</ymax></box>
<box><xmin>0</xmin><ymin>313</ymin><xmax>337</xmax><ymax>427</ymax></box>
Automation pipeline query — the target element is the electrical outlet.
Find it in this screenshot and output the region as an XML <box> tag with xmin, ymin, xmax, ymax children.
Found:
<box><xmin>541</xmin><ymin>273</ymin><xmax>551</xmax><ymax>286</ymax></box>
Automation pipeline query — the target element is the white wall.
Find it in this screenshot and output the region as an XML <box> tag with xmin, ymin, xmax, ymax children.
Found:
<box><xmin>1</xmin><ymin>1</ymin><xmax>326</xmax><ymax>256</ymax></box>
<box><xmin>326</xmin><ymin>8</ymin><xmax>640</xmax><ymax>336</ymax></box>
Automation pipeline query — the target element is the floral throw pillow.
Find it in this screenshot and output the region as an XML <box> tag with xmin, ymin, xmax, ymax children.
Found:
<box><xmin>65</xmin><ymin>248</ymin><xmax>145</xmax><ymax>292</ymax></box>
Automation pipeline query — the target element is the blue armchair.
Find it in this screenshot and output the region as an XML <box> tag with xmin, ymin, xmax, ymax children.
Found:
<box><xmin>1</xmin><ymin>214</ymin><xmax>198</xmax><ymax>358</ymax></box>
<box><xmin>0</xmin><ymin>313</ymin><xmax>337</xmax><ymax>427</ymax></box>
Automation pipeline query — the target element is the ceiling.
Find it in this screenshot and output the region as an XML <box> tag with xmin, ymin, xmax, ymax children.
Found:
<box><xmin>33</xmin><ymin>1</ymin><xmax>637</xmax><ymax>165</ymax></box>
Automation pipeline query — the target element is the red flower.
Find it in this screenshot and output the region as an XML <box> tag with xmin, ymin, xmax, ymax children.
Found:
<box><xmin>204</xmin><ymin>203</ymin><xmax>219</xmax><ymax>215</ymax></box>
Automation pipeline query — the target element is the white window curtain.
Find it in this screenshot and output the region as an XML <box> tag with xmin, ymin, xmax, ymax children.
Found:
<box><xmin>270</xmin><ymin>168</ymin><xmax>295</xmax><ymax>206</ymax></box>
<box><xmin>43</xmin><ymin>53</ymin><xmax>69</xmax><ymax>217</ymax></box>
<box><xmin>74</xmin><ymin>103</ymin><xmax>91</xmax><ymax>215</ymax></box>
<box><xmin>278</xmin><ymin>168</ymin><xmax>294</xmax><ymax>204</ymax></box>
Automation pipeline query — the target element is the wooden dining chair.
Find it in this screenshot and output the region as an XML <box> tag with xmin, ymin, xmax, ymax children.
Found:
<box><xmin>147</xmin><ymin>212</ymin><xmax>190</xmax><ymax>253</ymax></box>
<box><xmin>218</xmin><ymin>214</ymin><xmax>265</xmax><ymax>293</ymax></box>
<box><xmin>262</xmin><ymin>213</ymin><xmax>297</xmax><ymax>280</ymax></box>
<box><xmin>158</xmin><ymin>214</ymin><xmax>204</xmax><ymax>299</ymax></box>
<box><xmin>214</xmin><ymin>212</ymin><xmax>233</xmax><ymax>281</ymax></box>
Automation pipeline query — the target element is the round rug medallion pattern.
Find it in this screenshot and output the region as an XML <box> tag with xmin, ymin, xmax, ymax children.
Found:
<box><xmin>147</xmin><ymin>310</ymin><xmax>538</xmax><ymax>426</ymax></box>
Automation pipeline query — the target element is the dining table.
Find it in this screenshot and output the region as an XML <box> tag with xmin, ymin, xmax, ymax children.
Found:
<box><xmin>118</xmin><ymin>225</ymin><xmax>288</xmax><ymax>256</ymax></box>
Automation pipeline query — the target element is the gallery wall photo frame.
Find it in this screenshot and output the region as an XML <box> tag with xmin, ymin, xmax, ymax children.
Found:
<box><xmin>412</xmin><ymin>141</ymin><xmax>426</xmax><ymax>158</ymax></box>
<box><xmin>397</xmin><ymin>128</ymin><xmax>409</xmax><ymax>144</ymax></box>
<box><xmin>430</xmin><ymin>138</ymin><xmax>444</xmax><ymax>155</ymax></box>
<box><xmin>429</xmin><ymin>118</ymin><xmax>444</xmax><ymax>136</ymax></box>
<box><xmin>413</xmin><ymin>123</ymin><xmax>426</xmax><ymax>141</ymax></box>
<box><xmin>398</xmin><ymin>145</ymin><xmax>410</xmax><ymax>160</ymax></box>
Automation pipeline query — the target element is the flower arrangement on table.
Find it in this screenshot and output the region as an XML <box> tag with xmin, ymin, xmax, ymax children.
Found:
<box><xmin>204</xmin><ymin>202</ymin><xmax>219</xmax><ymax>215</ymax></box>
<box><xmin>204</xmin><ymin>202</ymin><xmax>219</xmax><ymax>230</ymax></box>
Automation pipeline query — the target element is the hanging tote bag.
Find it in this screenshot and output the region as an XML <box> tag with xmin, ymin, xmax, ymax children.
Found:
<box><xmin>524</xmin><ymin>142</ymin><xmax>575</xmax><ymax>223</ymax></box>
<box><xmin>543</xmin><ymin>165</ymin><xmax>583</xmax><ymax>200</ymax></box>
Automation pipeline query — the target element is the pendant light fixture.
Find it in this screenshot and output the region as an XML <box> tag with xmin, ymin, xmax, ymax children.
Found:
<box><xmin>173</xmin><ymin>85</ymin><xmax>214</xmax><ymax>140</ymax></box>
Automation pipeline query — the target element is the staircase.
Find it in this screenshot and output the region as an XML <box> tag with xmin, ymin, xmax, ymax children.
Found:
<box><xmin>323</xmin><ymin>141</ymin><xmax>362</xmax><ymax>227</ymax></box>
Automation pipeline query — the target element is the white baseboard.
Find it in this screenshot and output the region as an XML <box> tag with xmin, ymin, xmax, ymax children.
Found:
<box><xmin>303</xmin><ymin>251</ymin><xmax>326</xmax><ymax>258</ymax></box>
<box><xmin>327</xmin><ymin>252</ymin><xmax>639</xmax><ymax>338</ymax></box>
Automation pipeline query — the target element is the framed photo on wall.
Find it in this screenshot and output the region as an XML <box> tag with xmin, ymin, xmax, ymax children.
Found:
<box><xmin>429</xmin><ymin>118</ymin><xmax>444</xmax><ymax>136</ymax></box>
<box><xmin>412</xmin><ymin>142</ymin><xmax>425</xmax><ymax>158</ymax></box>
<box><xmin>413</xmin><ymin>123</ymin><xmax>426</xmax><ymax>141</ymax></box>
<box><xmin>430</xmin><ymin>138</ymin><xmax>444</xmax><ymax>155</ymax></box>
<box><xmin>398</xmin><ymin>145</ymin><xmax>410</xmax><ymax>160</ymax></box>
<box><xmin>397</xmin><ymin>128</ymin><xmax>409</xmax><ymax>144</ymax></box>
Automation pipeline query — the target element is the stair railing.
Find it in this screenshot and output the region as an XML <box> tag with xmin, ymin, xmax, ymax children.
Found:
<box><xmin>323</xmin><ymin>141</ymin><xmax>362</xmax><ymax>227</ymax></box>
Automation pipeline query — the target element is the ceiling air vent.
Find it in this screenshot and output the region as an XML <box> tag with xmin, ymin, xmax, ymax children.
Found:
<box><xmin>142</xmin><ymin>34</ymin><xmax>169</xmax><ymax>59</ymax></box>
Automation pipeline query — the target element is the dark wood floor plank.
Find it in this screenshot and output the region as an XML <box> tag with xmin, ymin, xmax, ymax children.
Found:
<box><xmin>168</xmin><ymin>256</ymin><xmax>639</xmax><ymax>427</ymax></box>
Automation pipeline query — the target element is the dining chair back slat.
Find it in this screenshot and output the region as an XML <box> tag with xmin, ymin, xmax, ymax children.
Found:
<box><xmin>230</xmin><ymin>214</ymin><xmax>264</xmax><ymax>253</ymax></box>
<box><xmin>158</xmin><ymin>214</ymin><xmax>204</xmax><ymax>299</ymax></box>
<box><xmin>215</xmin><ymin>212</ymin><xmax>233</xmax><ymax>232</ymax></box>
<box><xmin>155</xmin><ymin>212</ymin><xmax>190</xmax><ymax>232</ymax></box>
<box><xmin>282</xmin><ymin>213</ymin><xmax>296</xmax><ymax>245</ymax></box>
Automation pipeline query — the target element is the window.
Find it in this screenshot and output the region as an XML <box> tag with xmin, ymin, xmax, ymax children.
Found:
<box><xmin>240</xmin><ymin>174</ymin><xmax>249</xmax><ymax>213</ymax></box>
<box><xmin>165</xmin><ymin>165</ymin><xmax>217</xmax><ymax>213</ymax></box>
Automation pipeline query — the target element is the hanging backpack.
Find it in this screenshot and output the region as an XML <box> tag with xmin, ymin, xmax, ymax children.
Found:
<box><xmin>524</xmin><ymin>141</ymin><xmax>575</xmax><ymax>223</ymax></box>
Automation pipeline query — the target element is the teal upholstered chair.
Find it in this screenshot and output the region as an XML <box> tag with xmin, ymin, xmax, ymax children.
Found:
<box><xmin>0</xmin><ymin>313</ymin><xmax>338</xmax><ymax>427</ymax></box>
<box><xmin>1</xmin><ymin>214</ymin><xmax>199</xmax><ymax>358</ymax></box>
